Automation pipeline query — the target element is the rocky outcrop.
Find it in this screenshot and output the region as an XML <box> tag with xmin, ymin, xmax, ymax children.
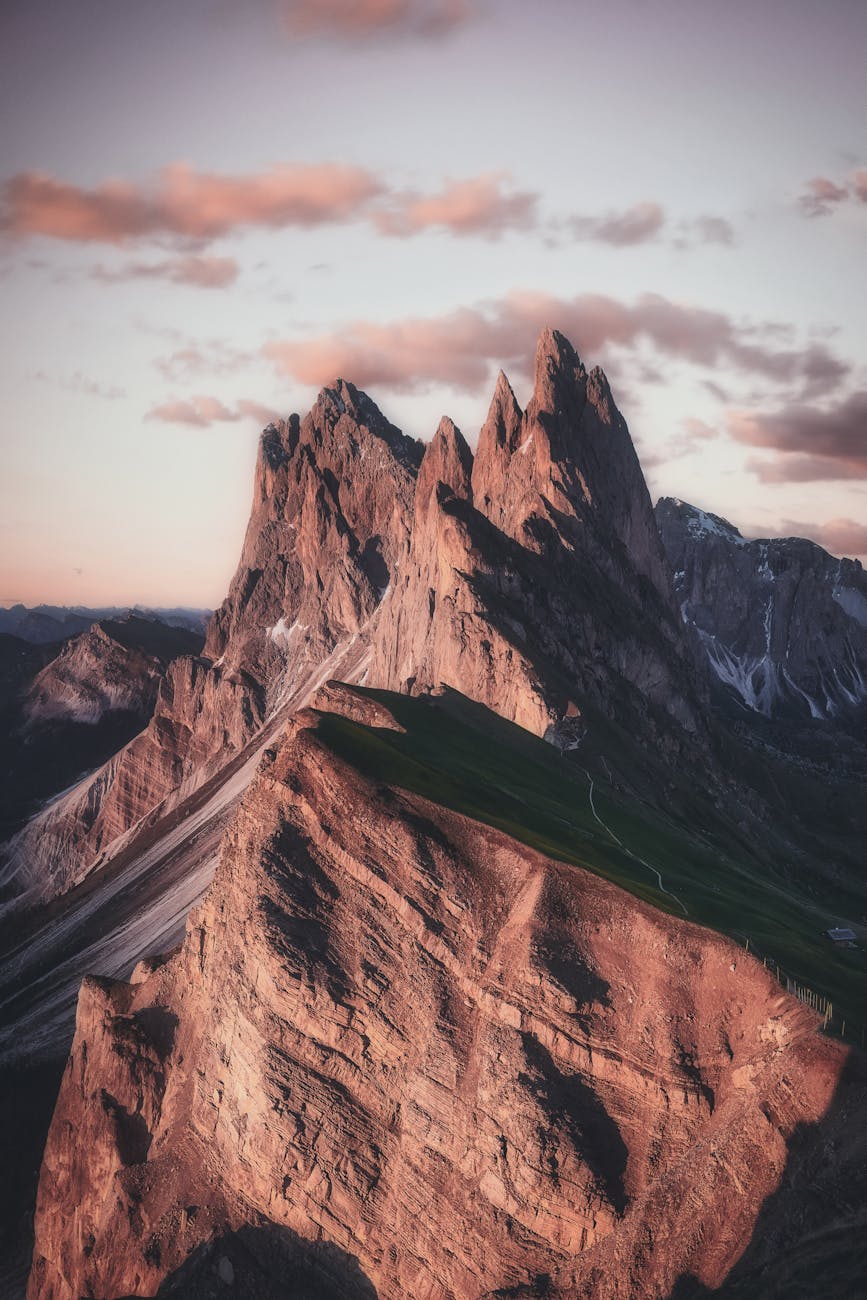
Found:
<box><xmin>28</xmin><ymin>691</ymin><xmax>865</xmax><ymax>1300</ymax></box>
<box><xmin>656</xmin><ymin>497</ymin><xmax>867</xmax><ymax>721</ymax></box>
<box><xmin>0</xmin><ymin>618</ymin><xmax>202</xmax><ymax>855</ymax></box>
<box><xmin>23</xmin><ymin>615</ymin><xmax>202</xmax><ymax>728</ymax></box>
<box><xmin>371</xmin><ymin>331</ymin><xmax>702</xmax><ymax>744</ymax></box>
<box><xmin>2</xmin><ymin>384</ymin><xmax>421</xmax><ymax>905</ymax></box>
<box><xmin>7</xmin><ymin>333</ymin><xmax>704</xmax><ymax>909</ymax></box>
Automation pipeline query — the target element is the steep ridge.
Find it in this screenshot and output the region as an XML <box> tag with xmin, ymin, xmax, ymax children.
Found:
<box><xmin>28</xmin><ymin>688</ymin><xmax>866</xmax><ymax>1300</ymax></box>
<box><xmin>6</xmin><ymin>334</ymin><xmax>704</xmax><ymax>910</ymax></box>
<box><xmin>1</xmin><ymin>383</ymin><xmax>421</xmax><ymax>907</ymax></box>
<box><xmin>0</xmin><ymin>617</ymin><xmax>202</xmax><ymax>854</ymax></box>
<box><xmin>372</xmin><ymin>334</ymin><xmax>702</xmax><ymax>746</ymax></box>
<box><xmin>23</xmin><ymin>615</ymin><xmax>202</xmax><ymax>727</ymax></box>
<box><xmin>656</xmin><ymin>497</ymin><xmax>867</xmax><ymax>723</ymax></box>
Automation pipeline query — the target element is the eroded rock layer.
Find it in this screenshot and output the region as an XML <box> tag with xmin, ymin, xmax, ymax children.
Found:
<box><xmin>8</xmin><ymin>333</ymin><xmax>703</xmax><ymax>907</ymax></box>
<box><xmin>28</xmin><ymin>690</ymin><xmax>865</xmax><ymax>1300</ymax></box>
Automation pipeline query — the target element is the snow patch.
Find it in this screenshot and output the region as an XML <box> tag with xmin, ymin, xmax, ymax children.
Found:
<box><xmin>681</xmin><ymin>503</ymin><xmax>746</xmax><ymax>546</ymax></box>
<box><xmin>833</xmin><ymin>585</ymin><xmax>867</xmax><ymax>629</ymax></box>
<box><xmin>267</xmin><ymin>617</ymin><xmax>306</xmax><ymax>643</ymax></box>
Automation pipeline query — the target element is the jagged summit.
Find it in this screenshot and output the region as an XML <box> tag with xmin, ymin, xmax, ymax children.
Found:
<box><xmin>307</xmin><ymin>376</ymin><xmax>424</xmax><ymax>470</ymax></box>
<box><xmin>657</xmin><ymin>495</ymin><xmax>867</xmax><ymax>721</ymax></box>
<box><xmin>7</xmin><ymin>327</ymin><xmax>702</xmax><ymax>907</ymax></box>
<box><xmin>417</xmin><ymin>415</ymin><xmax>473</xmax><ymax>507</ymax></box>
<box><xmin>529</xmin><ymin>324</ymin><xmax>588</xmax><ymax>416</ymax></box>
<box><xmin>14</xmin><ymin>331</ymin><xmax>867</xmax><ymax>1300</ymax></box>
<box><xmin>656</xmin><ymin>495</ymin><xmax>747</xmax><ymax>545</ymax></box>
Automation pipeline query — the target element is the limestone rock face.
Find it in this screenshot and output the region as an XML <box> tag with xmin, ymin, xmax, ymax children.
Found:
<box><xmin>656</xmin><ymin>496</ymin><xmax>867</xmax><ymax>721</ymax></box>
<box><xmin>372</xmin><ymin>330</ymin><xmax>702</xmax><ymax>742</ymax></box>
<box><xmin>27</xmin><ymin>698</ymin><xmax>864</xmax><ymax>1300</ymax></box>
<box><xmin>474</xmin><ymin>330</ymin><xmax>671</xmax><ymax>597</ymax></box>
<box><xmin>8</xmin><ymin>333</ymin><xmax>701</xmax><ymax>906</ymax></box>
<box><xmin>3</xmin><ymin>384</ymin><xmax>421</xmax><ymax>905</ymax></box>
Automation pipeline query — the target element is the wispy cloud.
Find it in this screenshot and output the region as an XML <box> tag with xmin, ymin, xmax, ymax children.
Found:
<box><xmin>797</xmin><ymin>170</ymin><xmax>867</xmax><ymax>217</ymax></box>
<box><xmin>91</xmin><ymin>254</ymin><xmax>239</xmax><ymax>288</ymax></box>
<box><xmin>673</xmin><ymin>214</ymin><xmax>736</xmax><ymax>248</ymax></box>
<box><xmin>729</xmin><ymin>389</ymin><xmax>867</xmax><ymax>481</ymax></box>
<box><xmin>564</xmin><ymin>201</ymin><xmax>665</xmax><ymax>246</ymax></box>
<box><xmin>263</xmin><ymin>290</ymin><xmax>849</xmax><ymax>397</ymax></box>
<box><xmin>153</xmin><ymin>341</ymin><xmax>255</xmax><ymax>381</ymax></box>
<box><xmin>281</xmin><ymin>0</ymin><xmax>471</xmax><ymax>40</ymax></box>
<box><xmin>145</xmin><ymin>395</ymin><xmax>280</xmax><ymax>428</ymax></box>
<box><xmin>777</xmin><ymin>516</ymin><xmax>867</xmax><ymax>560</ymax></box>
<box><xmin>373</xmin><ymin>173</ymin><xmax>537</xmax><ymax>239</ymax></box>
<box><xmin>1</xmin><ymin>162</ymin><xmax>738</xmax><ymax>259</ymax></box>
<box><xmin>33</xmin><ymin>369</ymin><xmax>126</xmax><ymax>400</ymax></box>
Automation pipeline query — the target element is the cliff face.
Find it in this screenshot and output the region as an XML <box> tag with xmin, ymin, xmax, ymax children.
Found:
<box><xmin>2</xmin><ymin>384</ymin><xmax>421</xmax><ymax>906</ymax></box>
<box><xmin>372</xmin><ymin>332</ymin><xmax>701</xmax><ymax>747</ymax></box>
<box><xmin>28</xmin><ymin>688</ymin><xmax>864</xmax><ymax>1300</ymax></box>
<box><xmin>656</xmin><ymin>496</ymin><xmax>867</xmax><ymax>722</ymax></box>
<box><xmin>18</xmin><ymin>333</ymin><xmax>867</xmax><ymax>1300</ymax></box>
<box><xmin>8</xmin><ymin>333</ymin><xmax>702</xmax><ymax>907</ymax></box>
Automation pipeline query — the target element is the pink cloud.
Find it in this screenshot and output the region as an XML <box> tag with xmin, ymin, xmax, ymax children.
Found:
<box><xmin>673</xmin><ymin>214</ymin><xmax>736</xmax><ymax>249</ymax></box>
<box><xmin>729</xmin><ymin>389</ymin><xmax>867</xmax><ymax>480</ymax></box>
<box><xmin>566</xmin><ymin>201</ymin><xmax>665</xmax><ymax>246</ymax></box>
<box><xmin>145</xmin><ymin>395</ymin><xmax>280</xmax><ymax>428</ymax></box>
<box><xmin>153</xmin><ymin>341</ymin><xmax>254</xmax><ymax>381</ymax></box>
<box><xmin>777</xmin><ymin>517</ymin><xmax>867</xmax><ymax>561</ymax></box>
<box><xmin>0</xmin><ymin>164</ymin><xmax>385</xmax><ymax>245</ymax></box>
<box><xmin>91</xmin><ymin>254</ymin><xmax>239</xmax><ymax>288</ymax></box>
<box><xmin>282</xmin><ymin>0</ymin><xmax>470</xmax><ymax>39</ymax></box>
<box><xmin>797</xmin><ymin>170</ymin><xmax>867</xmax><ymax>217</ymax></box>
<box><xmin>264</xmin><ymin>290</ymin><xmax>849</xmax><ymax>397</ymax></box>
<box><xmin>33</xmin><ymin>370</ymin><xmax>126</xmax><ymax>400</ymax></box>
<box><xmin>374</xmin><ymin>174</ymin><xmax>537</xmax><ymax>239</ymax></box>
<box><xmin>798</xmin><ymin>175</ymin><xmax>850</xmax><ymax>217</ymax></box>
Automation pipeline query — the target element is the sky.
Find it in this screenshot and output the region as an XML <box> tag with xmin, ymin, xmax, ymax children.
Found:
<box><xmin>1</xmin><ymin>0</ymin><xmax>865</xmax><ymax>608</ymax></box>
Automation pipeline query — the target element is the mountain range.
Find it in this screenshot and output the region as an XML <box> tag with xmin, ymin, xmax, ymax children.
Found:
<box><xmin>2</xmin><ymin>330</ymin><xmax>865</xmax><ymax>1300</ymax></box>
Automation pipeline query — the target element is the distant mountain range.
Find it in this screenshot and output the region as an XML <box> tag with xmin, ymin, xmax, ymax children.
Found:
<box><xmin>0</xmin><ymin>604</ymin><xmax>210</xmax><ymax>645</ymax></box>
<box><xmin>657</xmin><ymin>497</ymin><xmax>867</xmax><ymax>724</ymax></box>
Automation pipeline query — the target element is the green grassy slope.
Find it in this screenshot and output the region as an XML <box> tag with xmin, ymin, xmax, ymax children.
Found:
<box><xmin>314</xmin><ymin>686</ymin><xmax>867</xmax><ymax>1039</ymax></box>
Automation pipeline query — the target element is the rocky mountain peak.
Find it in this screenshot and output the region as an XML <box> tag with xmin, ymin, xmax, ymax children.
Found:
<box><xmin>308</xmin><ymin>377</ymin><xmax>423</xmax><ymax>472</ymax></box>
<box><xmin>471</xmin><ymin>369</ymin><xmax>523</xmax><ymax>517</ymax></box>
<box><xmin>656</xmin><ymin>496</ymin><xmax>867</xmax><ymax>721</ymax></box>
<box><xmin>9</xmin><ymin>328</ymin><xmax>700</xmax><ymax>912</ymax></box>
<box><xmin>656</xmin><ymin>496</ymin><xmax>747</xmax><ymax>547</ymax></box>
<box><xmin>528</xmin><ymin>325</ymin><xmax>588</xmax><ymax>419</ymax></box>
<box><xmin>417</xmin><ymin>415</ymin><xmax>473</xmax><ymax>511</ymax></box>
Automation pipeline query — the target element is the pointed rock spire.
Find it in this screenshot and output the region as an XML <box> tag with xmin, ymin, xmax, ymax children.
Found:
<box><xmin>528</xmin><ymin>327</ymin><xmax>587</xmax><ymax>419</ymax></box>
<box><xmin>472</xmin><ymin>369</ymin><xmax>524</xmax><ymax>514</ymax></box>
<box><xmin>430</xmin><ymin>416</ymin><xmax>473</xmax><ymax>495</ymax></box>
<box><xmin>416</xmin><ymin>416</ymin><xmax>473</xmax><ymax>520</ymax></box>
<box><xmin>488</xmin><ymin>370</ymin><xmax>524</xmax><ymax>446</ymax></box>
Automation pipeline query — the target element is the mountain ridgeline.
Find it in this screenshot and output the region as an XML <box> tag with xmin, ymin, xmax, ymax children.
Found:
<box><xmin>8</xmin><ymin>329</ymin><xmax>867</xmax><ymax>1300</ymax></box>
<box><xmin>656</xmin><ymin>496</ymin><xmax>867</xmax><ymax>724</ymax></box>
<box><xmin>3</xmin><ymin>329</ymin><xmax>704</xmax><ymax>908</ymax></box>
